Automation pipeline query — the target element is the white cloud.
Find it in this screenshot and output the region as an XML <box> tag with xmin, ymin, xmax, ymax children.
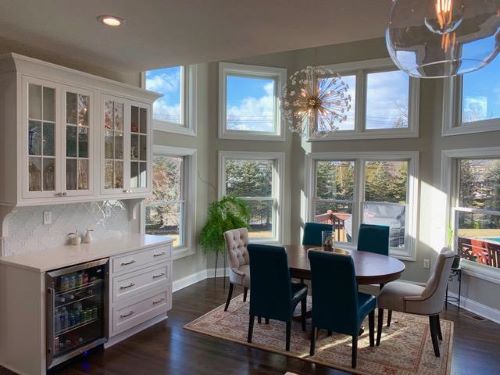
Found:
<box><xmin>146</xmin><ymin>71</ymin><xmax>180</xmax><ymax>95</ymax></box>
<box><xmin>153</xmin><ymin>100</ymin><xmax>181</xmax><ymax>124</ymax></box>
<box><xmin>226</xmin><ymin>85</ymin><xmax>275</xmax><ymax>132</ymax></box>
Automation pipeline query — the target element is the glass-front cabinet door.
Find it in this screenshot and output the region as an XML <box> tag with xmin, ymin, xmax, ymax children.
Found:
<box><xmin>63</xmin><ymin>87</ymin><xmax>94</xmax><ymax>196</ymax></box>
<box><xmin>129</xmin><ymin>103</ymin><xmax>150</xmax><ymax>192</ymax></box>
<box><xmin>24</xmin><ymin>77</ymin><xmax>60</xmax><ymax>198</ymax></box>
<box><xmin>102</xmin><ymin>96</ymin><xmax>125</xmax><ymax>194</ymax></box>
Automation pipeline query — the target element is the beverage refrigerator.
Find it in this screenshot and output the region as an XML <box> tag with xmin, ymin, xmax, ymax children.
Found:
<box><xmin>45</xmin><ymin>258</ymin><xmax>108</xmax><ymax>369</ymax></box>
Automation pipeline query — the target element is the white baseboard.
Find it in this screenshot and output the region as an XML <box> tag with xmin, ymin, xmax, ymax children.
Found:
<box><xmin>172</xmin><ymin>267</ymin><xmax>230</xmax><ymax>293</ymax></box>
<box><xmin>447</xmin><ymin>292</ymin><xmax>500</xmax><ymax>324</ymax></box>
<box><xmin>173</xmin><ymin>269</ymin><xmax>208</xmax><ymax>292</ymax></box>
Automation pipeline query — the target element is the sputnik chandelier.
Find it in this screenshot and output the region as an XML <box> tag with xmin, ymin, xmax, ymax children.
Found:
<box><xmin>280</xmin><ymin>66</ymin><xmax>352</xmax><ymax>137</ymax></box>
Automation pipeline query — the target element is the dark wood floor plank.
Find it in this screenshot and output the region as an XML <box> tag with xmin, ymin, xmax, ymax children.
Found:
<box><xmin>1</xmin><ymin>277</ymin><xmax>499</xmax><ymax>375</ymax></box>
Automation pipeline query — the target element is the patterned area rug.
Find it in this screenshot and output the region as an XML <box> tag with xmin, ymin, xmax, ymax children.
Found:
<box><xmin>184</xmin><ymin>296</ymin><xmax>453</xmax><ymax>375</ymax></box>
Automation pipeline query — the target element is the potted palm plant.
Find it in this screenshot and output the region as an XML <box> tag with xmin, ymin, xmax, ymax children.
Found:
<box><xmin>200</xmin><ymin>196</ymin><xmax>250</xmax><ymax>281</ymax></box>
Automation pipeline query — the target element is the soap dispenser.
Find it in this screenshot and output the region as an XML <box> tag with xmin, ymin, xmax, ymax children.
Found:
<box><xmin>82</xmin><ymin>229</ymin><xmax>94</xmax><ymax>244</ymax></box>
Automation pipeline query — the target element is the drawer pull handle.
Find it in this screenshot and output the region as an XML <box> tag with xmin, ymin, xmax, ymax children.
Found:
<box><xmin>120</xmin><ymin>311</ymin><xmax>134</xmax><ymax>318</ymax></box>
<box><xmin>121</xmin><ymin>260</ymin><xmax>136</xmax><ymax>266</ymax></box>
<box><xmin>152</xmin><ymin>298</ymin><xmax>165</xmax><ymax>305</ymax></box>
<box><xmin>152</xmin><ymin>273</ymin><xmax>165</xmax><ymax>279</ymax></box>
<box><xmin>153</xmin><ymin>252</ymin><xmax>166</xmax><ymax>257</ymax></box>
<box><xmin>120</xmin><ymin>282</ymin><xmax>135</xmax><ymax>290</ymax></box>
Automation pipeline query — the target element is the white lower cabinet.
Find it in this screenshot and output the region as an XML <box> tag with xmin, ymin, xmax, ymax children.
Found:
<box><xmin>108</xmin><ymin>243</ymin><xmax>173</xmax><ymax>344</ymax></box>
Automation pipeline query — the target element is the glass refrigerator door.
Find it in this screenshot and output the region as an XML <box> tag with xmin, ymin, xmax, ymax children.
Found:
<box><xmin>46</xmin><ymin>258</ymin><xmax>108</xmax><ymax>368</ymax></box>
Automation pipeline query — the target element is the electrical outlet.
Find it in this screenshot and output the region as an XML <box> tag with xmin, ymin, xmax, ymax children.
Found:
<box><xmin>43</xmin><ymin>211</ymin><xmax>52</xmax><ymax>225</ymax></box>
<box><xmin>423</xmin><ymin>259</ymin><xmax>430</xmax><ymax>269</ymax></box>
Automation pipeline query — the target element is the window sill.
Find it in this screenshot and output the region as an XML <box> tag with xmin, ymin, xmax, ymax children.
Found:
<box><xmin>460</xmin><ymin>260</ymin><xmax>500</xmax><ymax>285</ymax></box>
<box><xmin>154</xmin><ymin>121</ymin><xmax>196</xmax><ymax>137</ymax></box>
<box><xmin>307</xmin><ymin>128</ymin><xmax>418</xmax><ymax>141</ymax></box>
<box><xmin>219</xmin><ymin>131</ymin><xmax>285</xmax><ymax>142</ymax></box>
<box><xmin>172</xmin><ymin>247</ymin><xmax>196</xmax><ymax>261</ymax></box>
<box><xmin>442</xmin><ymin>120</ymin><xmax>500</xmax><ymax>137</ymax></box>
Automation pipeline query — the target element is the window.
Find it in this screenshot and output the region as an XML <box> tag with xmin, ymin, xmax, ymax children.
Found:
<box><xmin>442</xmin><ymin>57</ymin><xmax>500</xmax><ymax>135</ymax></box>
<box><xmin>308</xmin><ymin>152</ymin><xmax>418</xmax><ymax>259</ymax></box>
<box><xmin>219</xmin><ymin>151</ymin><xmax>284</xmax><ymax>242</ymax></box>
<box><xmin>144</xmin><ymin>146</ymin><xmax>197</xmax><ymax>257</ymax></box>
<box><xmin>443</xmin><ymin>148</ymin><xmax>500</xmax><ymax>283</ymax></box>
<box><xmin>310</xmin><ymin>58</ymin><xmax>419</xmax><ymax>140</ymax></box>
<box><xmin>143</xmin><ymin>65</ymin><xmax>197</xmax><ymax>136</ymax></box>
<box><xmin>219</xmin><ymin>63</ymin><xmax>286</xmax><ymax>140</ymax></box>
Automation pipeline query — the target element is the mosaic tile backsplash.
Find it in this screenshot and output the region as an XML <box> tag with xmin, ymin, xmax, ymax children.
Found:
<box><xmin>2</xmin><ymin>201</ymin><xmax>133</xmax><ymax>256</ymax></box>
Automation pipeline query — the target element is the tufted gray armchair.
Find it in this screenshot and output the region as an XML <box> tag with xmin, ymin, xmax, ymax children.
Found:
<box><xmin>223</xmin><ymin>228</ymin><xmax>250</xmax><ymax>311</ymax></box>
<box><xmin>376</xmin><ymin>247</ymin><xmax>455</xmax><ymax>357</ymax></box>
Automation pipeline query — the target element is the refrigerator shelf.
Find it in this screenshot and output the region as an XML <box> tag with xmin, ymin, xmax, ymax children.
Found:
<box><xmin>55</xmin><ymin>317</ymin><xmax>98</xmax><ymax>337</ymax></box>
<box><xmin>56</xmin><ymin>279</ymin><xmax>103</xmax><ymax>297</ymax></box>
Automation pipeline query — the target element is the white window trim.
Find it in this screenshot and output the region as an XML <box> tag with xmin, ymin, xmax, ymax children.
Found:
<box><xmin>305</xmin><ymin>151</ymin><xmax>419</xmax><ymax>260</ymax></box>
<box><xmin>442</xmin><ymin>76</ymin><xmax>500</xmax><ymax>136</ymax></box>
<box><xmin>308</xmin><ymin>58</ymin><xmax>420</xmax><ymax>141</ymax></box>
<box><xmin>218</xmin><ymin>62</ymin><xmax>287</xmax><ymax>141</ymax></box>
<box><xmin>218</xmin><ymin>151</ymin><xmax>285</xmax><ymax>244</ymax></box>
<box><xmin>441</xmin><ymin>147</ymin><xmax>500</xmax><ymax>284</ymax></box>
<box><xmin>141</xmin><ymin>65</ymin><xmax>198</xmax><ymax>136</ymax></box>
<box><xmin>142</xmin><ymin>145</ymin><xmax>197</xmax><ymax>260</ymax></box>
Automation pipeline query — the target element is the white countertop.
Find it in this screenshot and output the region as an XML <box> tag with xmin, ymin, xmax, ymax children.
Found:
<box><xmin>0</xmin><ymin>234</ymin><xmax>172</xmax><ymax>272</ymax></box>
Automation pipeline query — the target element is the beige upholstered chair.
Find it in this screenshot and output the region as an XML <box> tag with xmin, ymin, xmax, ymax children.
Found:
<box><xmin>223</xmin><ymin>228</ymin><xmax>250</xmax><ymax>311</ymax></box>
<box><xmin>376</xmin><ymin>247</ymin><xmax>455</xmax><ymax>357</ymax></box>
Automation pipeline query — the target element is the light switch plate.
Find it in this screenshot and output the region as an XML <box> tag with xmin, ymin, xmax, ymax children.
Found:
<box><xmin>423</xmin><ymin>259</ymin><xmax>430</xmax><ymax>269</ymax></box>
<box><xmin>43</xmin><ymin>211</ymin><xmax>52</xmax><ymax>225</ymax></box>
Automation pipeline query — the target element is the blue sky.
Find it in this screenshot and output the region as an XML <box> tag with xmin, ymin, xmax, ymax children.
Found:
<box><xmin>462</xmin><ymin>56</ymin><xmax>500</xmax><ymax>123</ymax></box>
<box><xmin>145</xmin><ymin>66</ymin><xmax>182</xmax><ymax>124</ymax></box>
<box><xmin>226</xmin><ymin>75</ymin><xmax>275</xmax><ymax>132</ymax></box>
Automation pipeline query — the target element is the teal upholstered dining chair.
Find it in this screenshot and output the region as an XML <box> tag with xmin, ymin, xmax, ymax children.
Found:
<box><xmin>247</xmin><ymin>244</ymin><xmax>308</xmax><ymax>351</ymax></box>
<box><xmin>302</xmin><ymin>222</ymin><xmax>333</xmax><ymax>246</ymax></box>
<box><xmin>308</xmin><ymin>250</ymin><xmax>376</xmax><ymax>368</ymax></box>
<box><xmin>357</xmin><ymin>223</ymin><xmax>393</xmax><ymax>326</ymax></box>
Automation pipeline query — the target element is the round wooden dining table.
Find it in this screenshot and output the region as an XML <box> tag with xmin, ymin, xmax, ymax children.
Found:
<box><xmin>284</xmin><ymin>245</ymin><xmax>406</xmax><ymax>284</ymax></box>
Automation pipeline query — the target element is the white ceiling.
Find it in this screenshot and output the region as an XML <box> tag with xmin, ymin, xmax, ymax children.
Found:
<box><xmin>0</xmin><ymin>0</ymin><xmax>392</xmax><ymax>72</ymax></box>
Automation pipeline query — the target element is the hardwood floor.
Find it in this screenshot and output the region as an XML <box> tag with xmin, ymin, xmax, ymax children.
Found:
<box><xmin>2</xmin><ymin>277</ymin><xmax>500</xmax><ymax>374</ymax></box>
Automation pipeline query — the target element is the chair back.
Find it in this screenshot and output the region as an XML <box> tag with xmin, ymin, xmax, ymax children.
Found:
<box><xmin>302</xmin><ymin>222</ymin><xmax>333</xmax><ymax>246</ymax></box>
<box><xmin>420</xmin><ymin>247</ymin><xmax>455</xmax><ymax>314</ymax></box>
<box><xmin>357</xmin><ymin>224</ymin><xmax>390</xmax><ymax>255</ymax></box>
<box><xmin>248</xmin><ymin>244</ymin><xmax>292</xmax><ymax>321</ymax></box>
<box><xmin>224</xmin><ymin>228</ymin><xmax>249</xmax><ymax>269</ymax></box>
<box><xmin>308</xmin><ymin>250</ymin><xmax>360</xmax><ymax>335</ymax></box>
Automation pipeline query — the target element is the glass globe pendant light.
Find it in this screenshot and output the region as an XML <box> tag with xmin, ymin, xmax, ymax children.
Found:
<box><xmin>386</xmin><ymin>0</ymin><xmax>500</xmax><ymax>78</ymax></box>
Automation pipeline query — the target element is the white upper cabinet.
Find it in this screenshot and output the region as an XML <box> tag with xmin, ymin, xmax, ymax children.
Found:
<box><xmin>0</xmin><ymin>53</ymin><xmax>159</xmax><ymax>207</ymax></box>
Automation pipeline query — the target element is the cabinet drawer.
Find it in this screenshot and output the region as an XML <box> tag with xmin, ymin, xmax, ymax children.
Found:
<box><xmin>112</xmin><ymin>289</ymin><xmax>169</xmax><ymax>335</ymax></box>
<box><xmin>112</xmin><ymin>262</ymin><xmax>171</xmax><ymax>302</ymax></box>
<box><xmin>111</xmin><ymin>245</ymin><xmax>171</xmax><ymax>274</ymax></box>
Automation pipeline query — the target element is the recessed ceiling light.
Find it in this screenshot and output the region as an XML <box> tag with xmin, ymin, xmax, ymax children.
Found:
<box><xmin>97</xmin><ymin>15</ymin><xmax>124</xmax><ymax>27</ymax></box>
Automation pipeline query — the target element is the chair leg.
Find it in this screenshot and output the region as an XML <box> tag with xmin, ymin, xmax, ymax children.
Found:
<box><xmin>224</xmin><ymin>283</ymin><xmax>234</xmax><ymax>311</ymax></box>
<box><xmin>265</xmin><ymin>318</ymin><xmax>269</xmax><ymax>324</ymax></box>
<box><xmin>301</xmin><ymin>297</ymin><xmax>307</xmax><ymax>332</ymax></box>
<box><xmin>243</xmin><ymin>287</ymin><xmax>248</xmax><ymax>302</ymax></box>
<box><xmin>258</xmin><ymin>316</ymin><xmax>262</xmax><ymax>324</ymax></box>
<box><xmin>429</xmin><ymin>315</ymin><xmax>440</xmax><ymax>357</ymax></box>
<box><xmin>286</xmin><ymin>321</ymin><xmax>292</xmax><ymax>351</ymax></box>
<box><xmin>376</xmin><ymin>308</ymin><xmax>384</xmax><ymax>346</ymax></box>
<box><xmin>368</xmin><ymin>310</ymin><xmax>375</xmax><ymax>347</ymax></box>
<box><xmin>387</xmin><ymin>310</ymin><xmax>392</xmax><ymax>327</ymax></box>
<box><xmin>437</xmin><ymin>314</ymin><xmax>443</xmax><ymax>341</ymax></box>
<box><xmin>351</xmin><ymin>335</ymin><xmax>358</xmax><ymax>368</ymax></box>
<box><xmin>310</xmin><ymin>326</ymin><xmax>316</xmax><ymax>356</ymax></box>
<box><xmin>247</xmin><ymin>314</ymin><xmax>255</xmax><ymax>343</ymax></box>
